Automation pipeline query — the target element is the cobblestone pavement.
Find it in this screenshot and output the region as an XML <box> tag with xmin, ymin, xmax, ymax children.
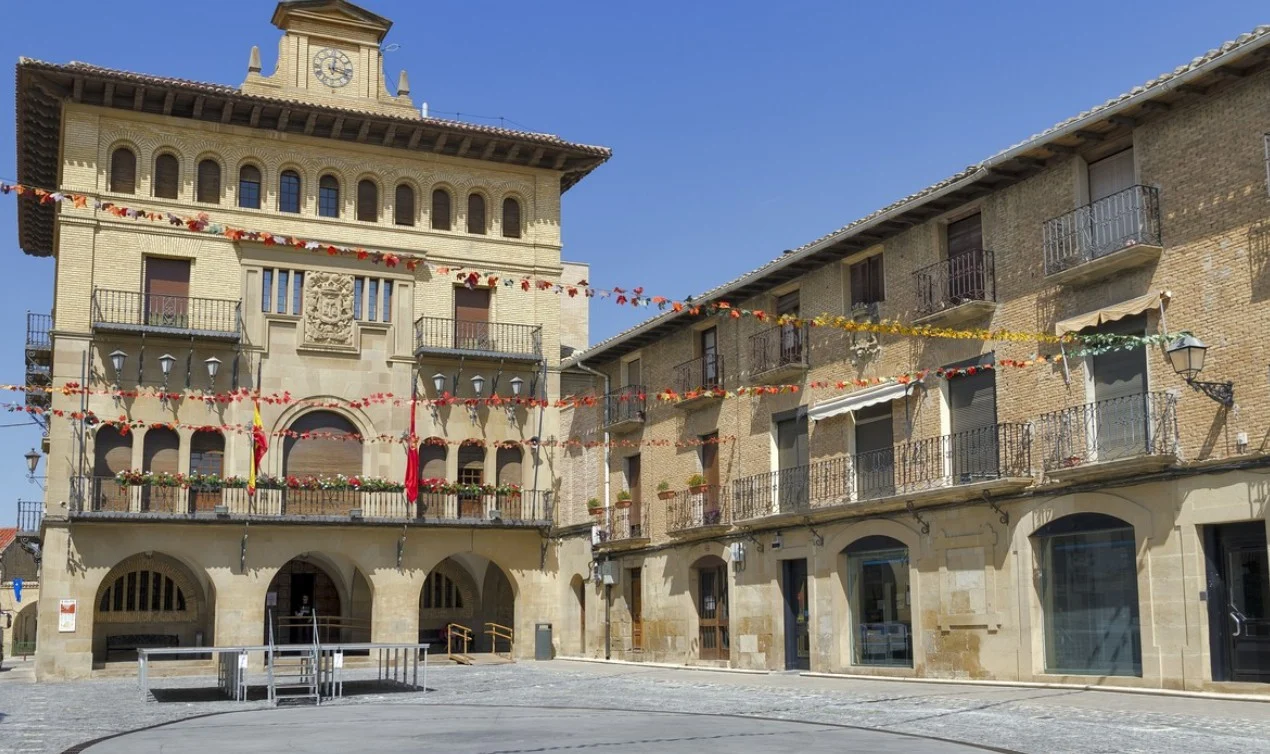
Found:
<box><xmin>0</xmin><ymin>659</ymin><xmax>1267</xmax><ymax>753</ymax></box>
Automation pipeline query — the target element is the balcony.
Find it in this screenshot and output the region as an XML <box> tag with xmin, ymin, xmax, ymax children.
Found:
<box><xmin>667</xmin><ymin>487</ymin><xmax>731</xmax><ymax>535</ymax></box>
<box><xmin>1037</xmin><ymin>391</ymin><xmax>1178</xmax><ymax>482</ymax></box>
<box><xmin>1043</xmin><ymin>185</ymin><xmax>1163</xmax><ymax>284</ymax></box>
<box><xmin>413</xmin><ymin>316</ymin><xmax>542</xmax><ymax>362</ymax></box>
<box><xmin>670</xmin><ymin>352</ymin><xmax>725</xmax><ymax>409</ymax></box>
<box><xmin>604</xmin><ymin>385</ymin><xmax>646</xmax><ymax>434</ymax></box>
<box><xmin>730</xmin><ymin>424</ymin><xmax>1032</xmax><ymax>522</ymax></box>
<box><xmin>24</xmin><ymin>312</ymin><xmax>52</xmax><ymax>421</ymax></box>
<box><xmin>595</xmin><ymin>506</ymin><xmax>648</xmax><ymax>549</ymax></box>
<box><xmin>76</xmin><ymin>478</ymin><xmax>552</xmax><ymax>526</ymax></box>
<box><xmin>91</xmin><ymin>289</ymin><xmax>241</xmax><ymax>340</ymax></box>
<box><xmin>17</xmin><ymin>500</ymin><xmax>42</xmax><ymax>535</ymax></box>
<box><xmin>913</xmin><ymin>250</ymin><xmax>997</xmax><ymax>325</ymax></box>
<box><xmin>749</xmin><ymin>323</ymin><xmax>809</xmax><ymax>384</ymax></box>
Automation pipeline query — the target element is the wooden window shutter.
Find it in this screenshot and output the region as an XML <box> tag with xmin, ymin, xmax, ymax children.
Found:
<box><xmin>357</xmin><ymin>179</ymin><xmax>378</xmax><ymax>222</ymax></box>
<box><xmin>947</xmin><ymin>214</ymin><xmax>982</xmax><ymax>259</ymax></box>
<box><xmin>395</xmin><ymin>184</ymin><xmax>416</xmax><ymax>226</ymax></box>
<box><xmin>496</xmin><ymin>446</ymin><xmax>523</xmax><ymax>486</ymax></box>
<box><xmin>431</xmin><ymin>189</ymin><xmax>451</xmax><ymax>230</ymax></box>
<box><xmin>282</xmin><ymin>411</ymin><xmax>362</xmax><ymax>478</ymax></box>
<box><xmin>153</xmin><ymin>154</ymin><xmax>180</xmax><ymax>199</ymax></box>
<box><xmin>502</xmin><ymin>198</ymin><xmax>521</xmax><ymax>238</ymax></box>
<box><xmin>190</xmin><ymin>431</ymin><xmax>225</xmax><ymax>476</ymax></box>
<box><xmin>110</xmin><ymin>147</ymin><xmax>137</xmax><ymax>194</ymax></box>
<box><xmin>142</xmin><ymin>428</ymin><xmax>181</xmax><ymax>474</ymax></box>
<box><xmin>1090</xmin><ymin>315</ymin><xmax>1148</xmax><ymax>402</ymax></box>
<box><xmin>420</xmin><ymin>444</ymin><xmax>447</xmax><ymax>479</ymax></box>
<box><xmin>196</xmin><ymin>159</ymin><xmax>221</xmax><ymax>203</ymax></box>
<box><xmin>776</xmin><ymin>290</ymin><xmax>800</xmax><ymax>316</ymax></box>
<box><xmin>467</xmin><ymin>194</ymin><xmax>486</xmax><ymax>234</ymax></box>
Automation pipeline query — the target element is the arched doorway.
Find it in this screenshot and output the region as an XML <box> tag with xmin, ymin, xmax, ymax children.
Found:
<box><xmin>691</xmin><ymin>556</ymin><xmax>729</xmax><ymax>661</ymax></box>
<box><xmin>570</xmin><ymin>574</ymin><xmax>586</xmax><ymax>654</ymax></box>
<box><xmin>93</xmin><ymin>552</ymin><xmax>211</xmax><ymax>663</ymax></box>
<box><xmin>843</xmin><ymin>535</ymin><xmax>912</xmax><ymax>667</ymax></box>
<box><xmin>11</xmin><ymin>602</ymin><xmax>38</xmax><ymax>657</ymax></box>
<box><xmin>189</xmin><ymin>430</ymin><xmax>225</xmax><ymax>512</ymax></box>
<box><xmin>418</xmin><ymin>440</ymin><xmax>447</xmax><ymax>518</ymax></box>
<box><xmin>92</xmin><ymin>425</ymin><xmax>132</xmax><ymax>512</ymax></box>
<box><xmin>1033</xmin><ymin>513</ymin><xmax>1141</xmax><ymax>676</ymax></box>
<box><xmin>263</xmin><ymin>556</ymin><xmax>370</xmax><ymax>645</ymax></box>
<box><xmin>420</xmin><ymin>555</ymin><xmax>515</xmax><ymax>653</ymax></box>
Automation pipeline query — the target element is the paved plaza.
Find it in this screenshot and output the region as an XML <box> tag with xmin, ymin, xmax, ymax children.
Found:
<box><xmin>0</xmin><ymin>659</ymin><xmax>1267</xmax><ymax>753</ymax></box>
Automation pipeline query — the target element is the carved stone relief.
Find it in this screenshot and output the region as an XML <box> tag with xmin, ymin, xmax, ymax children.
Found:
<box><xmin>303</xmin><ymin>272</ymin><xmax>354</xmax><ymax>348</ymax></box>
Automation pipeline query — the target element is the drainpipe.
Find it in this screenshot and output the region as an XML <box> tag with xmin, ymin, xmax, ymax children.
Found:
<box><xmin>572</xmin><ymin>359</ymin><xmax>611</xmax><ymax>658</ymax></box>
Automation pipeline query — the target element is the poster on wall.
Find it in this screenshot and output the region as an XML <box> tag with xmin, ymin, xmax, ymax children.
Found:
<box><xmin>58</xmin><ymin>599</ymin><xmax>77</xmax><ymax>632</ymax></box>
<box><xmin>266</xmin><ymin>592</ymin><xmax>278</xmax><ymax>607</ymax></box>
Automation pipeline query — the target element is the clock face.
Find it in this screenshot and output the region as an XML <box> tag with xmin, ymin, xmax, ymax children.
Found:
<box><xmin>312</xmin><ymin>48</ymin><xmax>353</xmax><ymax>88</ymax></box>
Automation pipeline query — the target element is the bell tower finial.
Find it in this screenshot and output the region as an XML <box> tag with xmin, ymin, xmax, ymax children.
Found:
<box><xmin>397</xmin><ymin>69</ymin><xmax>411</xmax><ymax>97</ymax></box>
<box><xmin>248</xmin><ymin>45</ymin><xmax>262</xmax><ymax>74</ymax></box>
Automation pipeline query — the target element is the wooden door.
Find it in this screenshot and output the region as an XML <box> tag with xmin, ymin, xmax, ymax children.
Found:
<box><xmin>698</xmin><ymin>563</ymin><xmax>729</xmax><ymax>661</ymax></box>
<box><xmin>144</xmin><ymin>258</ymin><xmax>190</xmax><ymax>328</ymax></box>
<box><xmin>946</xmin><ymin>214</ymin><xmax>984</xmax><ymax>302</ymax></box>
<box><xmin>629</xmin><ymin>568</ymin><xmax>643</xmax><ymax>650</ymax></box>
<box><xmin>453</xmin><ymin>288</ymin><xmax>491</xmax><ymax>350</ymax></box>
<box><xmin>700</xmin><ymin>327</ymin><xmax>719</xmax><ymax>388</ymax></box>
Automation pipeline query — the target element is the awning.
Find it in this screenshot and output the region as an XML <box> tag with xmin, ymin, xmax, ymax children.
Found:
<box><xmin>809</xmin><ymin>382</ymin><xmax>910</xmax><ymax>422</ymax></box>
<box><xmin>1054</xmin><ymin>290</ymin><xmax>1171</xmax><ymax>336</ymax></box>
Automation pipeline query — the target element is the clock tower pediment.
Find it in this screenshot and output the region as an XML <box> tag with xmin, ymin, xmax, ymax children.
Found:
<box><xmin>242</xmin><ymin>0</ymin><xmax>416</xmax><ymax>117</ymax></box>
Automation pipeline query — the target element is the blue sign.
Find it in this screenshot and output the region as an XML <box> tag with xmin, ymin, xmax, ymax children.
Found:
<box><xmin>12</xmin><ymin>578</ymin><xmax>22</xmax><ymax>603</ymax></box>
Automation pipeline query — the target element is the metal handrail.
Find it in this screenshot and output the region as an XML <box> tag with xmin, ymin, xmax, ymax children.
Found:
<box><xmin>1036</xmin><ymin>391</ymin><xmax>1178</xmax><ymax>471</ymax></box>
<box><xmin>599</xmin><ymin>506</ymin><xmax>643</xmax><ymax>541</ymax></box>
<box><xmin>749</xmin><ymin>323</ymin><xmax>809</xmax><ymax>376</ymax></box>
<box><xmin>412</xmin><ymin>316</ymin><xmax>542</xmax><ymax>359</ymax></box>
<box><xmin>671</xmin><ymin>352</ymin><xmax>725</xmax><ymax>394</ymax></box>
<box><xmin>913</xmin><ymin>249</ymin><xmax>996</xmax><ymax>317</ymax></box>
<box><xmin>25</xmin><ymin>312</ymin><xmax>52</xmax><ymax>349</ymax></box>
<box><xmin>91</xmin><ymin>288</ymin><xmax>241</xmax><ymax>335</ymax></box>
<box><xmin>667</xmin><ymin>487</ymin><xmax>730</xmax><ymax>532</ymax></box>
<box><xmin>16</xmin><ymin>500</ymin><xmax>42</xmax><ymax>533</ymax></box>
<box><xmin>603</xmin><ymin>385</ymin><xmax>646</xmax><ymax>427</ymax></box>
<box><xmin>1043</xmin><ymin>184</ymin><xmax>1162</xmax><ymax>275</ymax></box>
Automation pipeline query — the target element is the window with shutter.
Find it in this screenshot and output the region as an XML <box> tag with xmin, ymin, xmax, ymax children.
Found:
<box><xmin>357</xmin><ymin>179</ymin><xmax>378</xmax><ymax>222</ymax></box>
<box><xmin>279</xmin><ymin>170</ymin><xmax>301</xmax><ymax>213</ymax></box>
<box><xmin>854</xmin><ymin>402</ymin><xmax>895</xmax><ymax>498</ymax></box>
<box><xmin>774</xmin><ymin>410</ymin><xmax>809</xmax><ymax>512</ymax></box>
<box><xmin>395</xmin><ymin>184</ymin><xmax>416</xmax><ymax>226</ymax></box>
<box><xmin>110</xmin><ymin>147</ymin><xmax>137</xmax><ymax>194</ymax></box>
<box><xmin>190</xmin><ymin>431</ymin><xmax>225</xmax><ymax>476</ymax></box>
<box><xmin>453</xmin><ymin>287</ymin><xmax>491</xmax><ymax>349</ymax></box>
<box><xmin>467</xmin><ymin>193</ymin><xmax>486</xmax><ymax>234</ymax></box>
<box><xmin>502</xmin><ymin>198</ymin><xmax>522</xmax><ymax>238</ymax></box>
<box><xmin>283</xmin><ymin>411</ymin><xmax>361</xmax><ymax>478</ymax></box>
<box><xmin>850</xmin><ymin>255</ymin><xmax>885</xmax><ymax>306</ymax></box>
<box><xmin>196</xmin><ymin>159</ymin><xmax>221</xmax><ymax>204</ymax></box>
<box><xmin>1089</xmin><ymin>315</ymin><xmax>1149</xmax><ymax>461</ymax></box>
<box><xmin>238</xmin><ymin>165</ymin><xmax>262</xmax><ymax>209</ymax></box>
<box><xmin>431</xmin><ymin>189</ymin><xmax>451</xmax><ymax>230</ymax></box>
<box><xmin>318</xmin><ymin>175</ymin><xmax>340</xmax><ymax>218</ymax></box>
<box><xmin>947</xmin><ymin>353</ymin><xmax>998</xmax><ymax>479</ymax></box>
<box><xmin>153</xmin><ymin>153</ymin><xmax>180</xmax><ymax>199</ymax></box>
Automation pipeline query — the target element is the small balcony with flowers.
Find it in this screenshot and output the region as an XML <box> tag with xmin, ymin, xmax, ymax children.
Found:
<box><xmin>603</xmin><ymin>385</ymin><xmax>647</xmax><ymax>434</ymax></box>
<box><xmin>416</xmin><ymin>478</ymin><xmax>550</xmax><ymax>525</ymax></box>
<box><xmin>666</xmin><ymin>478</ymin><xmax>731</xmax><ymax>538</ymax></box>
<box><xmin>589</xmin><ymin>492</ymin><xmax>649</xmax><ymax>551</ymax></box>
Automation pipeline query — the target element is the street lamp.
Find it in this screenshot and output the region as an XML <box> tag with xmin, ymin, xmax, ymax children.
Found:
<box><xmin>109</xmin><ymin>349</ymin><xmax>127</xmax><ymax>404</ymax></box>
<box><xmin>158</xmin><ymin>353</ymin><xmax>177</xmax><ymax>406</ymax></box>
<box><xmin>204</xmin><ymin>356</ymin><xmax>221</xmax><ymax>386</ymax></box>
<box><xmin>430</xmin><ymin>373</ymin><xmax>447</xmax><ymax>422</ymax></box>
<box><xmin>506</xmin><ymin>376</ymin><xmax>524</xmax><ymax>425</ymax></box>
<box><xmin>468</xmin><ymin>374</ymin><xmax>486</xmax><ymax>423</ymax></box>
<box><xmin>24</xmin><ymin>448</ymin><xmax>40</xmax><ymax>480</ymax></box>
<box><xmin>1166</xmin><ymin>334</ymin><xmax>1233</xmax><ymax>407</ymax></box>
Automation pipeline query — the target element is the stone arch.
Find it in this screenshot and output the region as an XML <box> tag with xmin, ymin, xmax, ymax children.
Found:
<box><xmin>92</xmin><ymin>425</ymin><xmax>133</xmax><ymax>512</ymax></box>
<box><xmin>12</xmin><ymin>601</ymin><xmax>38</xmax><ymax>653</ymax></box>
<box><xmin>92</xmin><ymin>551</ymin><xmax>213</xmax><ymax>663</ymax></box>
<box><xmin>499</xmin><ymin>191</ymin><xmax>527</xmax><ymax>238</ymax></box>
<box><xmin>568</xmin><ymin>573</ymin><xmax>587</xmax><ymax>655</ymax></box>
<box><xmin>275</xmin><ymin>162</ymin><xmax>307</xmax><ymax>214</ymax></box>
<box><xmin>151</xmin><ymin>149</ymin><xmax>182</xmax><ymax>199</ymax></box>
<box><xmin>690</xmin><ymin>554</ymin><xmax>730</xmax><ymax>661</ymax></box>
<box><xmin>391</xmin><ymin>178</ymin><xmax>421</xmax><ymax>226</ymax></box>
<box><xmin>262</xmin><ymin>552</ymin><xmax>373</xmax><ymax>644</ymax></box>
<box><xmin>271</xmin><ymin>402</ymin><xmax>374</xmax><ymax>478</ymax></box>
<box><xmin>107</xmin><ymin>142</ymin><xmax>139</xmax><ymax>194</ymax></box>
<box><xmin>418</xmin><ymin>554</ymin><xmax>518</xmax><ymax>653</ymax></box>
<box><xmin>465</xmin><ymin>189</ymin><xmax>490</xmax><ymax>234</ymax></box>
<box><xmin>234</xmin><ymin>159</ymin><xmax>266</xmax><ymax>209</ymax></box>
<box><xmin>428</xmin><ymin>183</ymin><xmax>456</xmax><ymax>230</ymax></box>
<box><xmin>354</xmin><ymin>172</ymin><xmax>384</xmax><ymax>221</ymax></box>
<box><xmin>194</xmin><ymin>153</ymin><xmax>225</xmax><ymax>204</ymax></box>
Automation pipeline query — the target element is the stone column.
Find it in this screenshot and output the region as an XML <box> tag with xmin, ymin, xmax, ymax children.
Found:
<box><xmin>368</xmin><ymin>573</ymin><xmax>423</xmax><ymax>644</ymax></box>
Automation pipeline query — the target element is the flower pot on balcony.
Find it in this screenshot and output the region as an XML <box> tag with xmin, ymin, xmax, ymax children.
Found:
<box><xmin>657</xmin><ymin>490</ymin><xmax>676</xmax><ymax>501</ymax></box>
<box><xmin>689</xmin><ymin>484</ymin><xmax>709</xmax><ymax>495</ymax></box>
<box><xmin>615</xmin><ymin>496</ymin><xmax>633</xmax><ymax>509</ymax></box>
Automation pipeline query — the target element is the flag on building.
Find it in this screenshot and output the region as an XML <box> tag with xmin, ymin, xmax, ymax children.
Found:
<box><xmin>404</xmin><ymin>386</ymin><xmax>419</xmax><ymax>504</ymax></box>
<box><xmin>249</xmin><ymin>400</ymin><xmax>268</xmax><ymax>496</ymax></box>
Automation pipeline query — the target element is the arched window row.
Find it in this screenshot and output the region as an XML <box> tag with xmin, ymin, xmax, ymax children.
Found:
<box><xmin>104</xmin><ymin>146</ymin><xmax>527</xmax><ymax>234</ymax></box>
<box><xmin>422</xmin><ymin>572</ymin><xmax>464</xmax><ymax>609</ymax></box>
<box><xmin>99</xmin><ymin>569</ymin><xmax>188</xmax><ymax>614</ymax></box>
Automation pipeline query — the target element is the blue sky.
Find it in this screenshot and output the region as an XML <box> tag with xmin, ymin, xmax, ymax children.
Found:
<box><xmin>0</xmin><ymin>0</ymin><xmax>1264</xmax><ymax>523</ymax></box>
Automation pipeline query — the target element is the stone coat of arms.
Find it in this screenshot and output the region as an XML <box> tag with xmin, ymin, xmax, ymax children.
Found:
<box><xmin>303</xmin><ymin>272</ymin><xmax>355</xmax><ymax>347</ymax></box>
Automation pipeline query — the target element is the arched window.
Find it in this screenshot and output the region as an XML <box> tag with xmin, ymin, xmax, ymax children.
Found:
<box><xmin>109</xmin><ymin>147</ymin><xmax>137</xmax><ymax>194</ymax></box>
<box><xmin>238</xmin><ymin>165</ymin><xmax>262</xmax><ymax>209</ymax></box>
<box><xmin>357</xmin><ymin>179</ymin><xmax>379</xmax><ymax>222</ymax></box>
<box><xmin>1034</xmin><ymin>513</ymin><xmax>1141</xmax><ymax>676</ymax></box>
<box><xmin>99</xmin><ymin>568</ymin><xmax>188</xmax><ymax>614</ymax></box>
<box><xmin>279</xmin><ymin>170</ymin><xmax>301</xmax><ymax>213</ymax></box>
<box><xmin>142</xmin><ymin>428</ymin><xmax>180</xmax><ymax>475</ymax></box>
<box><xmin>422</xmin><ymin>572</ymin><xmax>465</xmax><ymax>609</ymax></box>
<box><xmin>283</xmin><ymin>411</ymin><xmax>361</xmax><ymax>478</ymax></box>
<box><xmin>467</xmin><ymin>193</ymin><xmax>486</xmax><ymax>234</ymax></box>
<box><xmin>153</xmin><ymin>153</ymin><xmax>180</xmax><ymax>199</ymax></box>
<box><xmin>844</xmin><ymin>535</ymin><xmax>912</xmax><ymax>668</ymax></box>
<box><xmin>496</xmin><ymin>445</ymin><xmax>522</xmax><ymax>489</ymax></box>
<box><xmin>196</xmin><ymin>159</ymin><xmax>221</xmax><ymax>204</ymax></box>
<box><xmin>502</xmin><ymin>197</ymin><xmax>522</xmax><ymax>239</ymax></box>
<box><xmin>190</xmin><ymin>431</ymin><xmax>225</xmax><ymax>476</ymax></box>
<box><xmin>318</xmin><ymin>175</ymin><xmax>341</xmax><ymax>218</ymax></box>
<box><xmin>431</xmin><ymin>189</ymin><xmax>451</xmax><ymax>230</ymax></box>
<box><xmin>394</xmin><ymin>184</ymin><xmax>416</xmax><ymax>226</ymax></box>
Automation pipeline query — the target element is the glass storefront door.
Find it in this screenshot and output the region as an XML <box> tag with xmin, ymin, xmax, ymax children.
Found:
<box><xmin>846</xmin><ymin>536</ymin><xmax>912</xmax><ymax>667</ymax></box>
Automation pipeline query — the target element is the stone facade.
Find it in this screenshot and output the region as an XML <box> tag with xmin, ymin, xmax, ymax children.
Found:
<box><xmin>19</xmin><ymin>1</ymin><xmax>605</xmax><ymax>680</ymax></box>
<box><xmin>560</xmin><ymin>37</ymin><xmax>1270</xmax><ymax>693</ymax></box>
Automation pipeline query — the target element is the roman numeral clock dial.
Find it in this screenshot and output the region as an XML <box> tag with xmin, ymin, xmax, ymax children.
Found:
<box><xmin>312</xmin><ymin>48</ymin><xmax>353</xmax><ymax>88</ymax></box>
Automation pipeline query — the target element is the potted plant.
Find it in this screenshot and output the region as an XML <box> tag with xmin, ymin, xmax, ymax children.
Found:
<box><xmin>688</xmin><ymin>473</ymin><xmax>709</xmax><ymax>494</ymax></box>
<box><xmin>587</xmin><ymin>497</ymin><xmax>603</xmax><ymax>516</ymax></box>
<box><xmin>656</xmin><ymin>480</ymin><xmax>675</xmax><ymax>501</ymax></box>
<box><xmin>615</xmin><ymin>489</ymin><xmax>633</xmax><ymax>508</ymax></box>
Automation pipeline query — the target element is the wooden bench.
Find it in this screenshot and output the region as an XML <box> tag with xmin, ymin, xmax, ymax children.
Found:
<box><xmin>106</xmin><ymin>633</ymin><xmax>179</xmax><ymax>658</ymax></box>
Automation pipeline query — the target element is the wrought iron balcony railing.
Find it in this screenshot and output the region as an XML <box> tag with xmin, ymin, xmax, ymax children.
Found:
<box><xmin>1036</xmin><ymin>391</ymin><xmax>1178</xmax><ymax>472</ymax></box>
<box><xmin>417</xmin><ymin>490</ymin><xmax>552</xmax><ymax>523</ymax></box>
<box><xmin>25</xmin><ymin>312</ymin><xmax>51</xmax><ymax>350</ymax></box>
<box><xmin>597</xmin><ymin>506</ymin><xmax>644</xmax><ymax>543</ymax></box>
<box><xmin>914</xmin><ymin>250</ymin><xmax>996</xmax><ymax>318</ymax></box>
<box><xmin>1043</xmin><ymin>185</ymin><xmax>1162</xmax><ymax>276</ymax></box>
<box><xmin>749</xmin><ymin>323</ymin><xmax>809</xmax><ymax>377</ymax></box>
<box><xmin>16</xmin><ymin>500</ymin><xmax>42</xmax><ymax>534</ymax></box>
<box><xmin>91</xmin><ymin>289</ymin><xmax>242</xmax><ymax>338</ymax></box>
<box><xmin>604</xmin><ymin>385</ymin><xmax>646</xmax><ymax>428</ymax></box>
<box><xmin>413</xmin><ymin>316</ymin><xmax>543</xmax><ymax>360</ymax></box>
<box><xmin>671</xmin><ymin>352</ymin><xmax>724</xmax><ymax>395</ymax></box>
<box><xmin>667</xmin><ymin>487</ymin><xmax>730</xmax><ymax>532</ymax></box>
<box><xmin>731</xmin><ymin>457</ymin><xmax>853</xmax><ymax>520</ymax></box>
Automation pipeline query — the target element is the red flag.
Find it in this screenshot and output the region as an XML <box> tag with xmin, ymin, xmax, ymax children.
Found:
<box><xmin>249</xmin><ymin>400</ymin><xmax>268</xmax><ymax>497</ymax></box>
<box><xmin>404</xmin><ymin>392</ymin><xmax>419</xmax><ymax>503</ymax></box>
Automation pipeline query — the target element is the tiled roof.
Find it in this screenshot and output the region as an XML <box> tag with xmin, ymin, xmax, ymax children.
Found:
<box><xmin>23</xmin><ymin>59</ymin><xmax>612</xmax><ymax>157</ymax></box>
<box><xmin>0</xmin><ymin>528</ymin><xmax>16</xmax><ymax>554</ymax></box>
<box><xmin>575</xmin><ymin>24</ymin><xmax>1270</xmax><ymax>362</ymax></box>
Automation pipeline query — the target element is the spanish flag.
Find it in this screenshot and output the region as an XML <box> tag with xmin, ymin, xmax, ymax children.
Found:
<box><xmin>248</xmin><ymin>400</ymin><xmax>268</xmax><ymax>496</ymax></box>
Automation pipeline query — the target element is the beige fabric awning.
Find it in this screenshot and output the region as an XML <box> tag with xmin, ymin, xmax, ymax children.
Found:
<box><xmin>809</xmin><ymin>381</ymin><xmax>910</xmax><ymax>422</ymax></box>
<box><xmin>1054</xmin><ymin>290</ymin><xmax>1171</xmax><ymax>336</ymax></box>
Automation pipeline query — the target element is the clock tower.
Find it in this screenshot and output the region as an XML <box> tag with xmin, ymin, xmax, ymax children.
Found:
<box><xmin>242</xmin><ymin>0</ymin><xmax>416</xmax><ymax>117</ymax></box>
